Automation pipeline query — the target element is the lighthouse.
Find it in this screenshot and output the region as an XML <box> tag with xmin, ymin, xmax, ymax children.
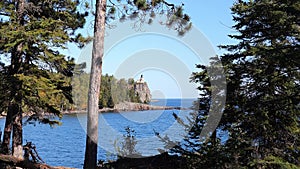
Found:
<box><xmin>137</xmin><ymin>74</ymin><xmax>144</xmax><ymax>84</ymax></box>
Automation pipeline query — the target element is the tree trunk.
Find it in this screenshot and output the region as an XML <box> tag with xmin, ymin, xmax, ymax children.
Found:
<box><xmin>12</xmin><ymin>103</ymin><xmax>23</xmax><ymax>159</ymax></box>
<box><xmin>1</xmin><ymin>0</ymin><xmax>25</xmax><ymax>156</ymax></box>
<box><xmin>1</xmin><ymin>46</ymin><xmax>23</xmax><ymax>168</ymax></box>
<box><xmin>1</xmin><ymin>108</ymin><xmax>13</xmax><ymax>155</ymax></box>
<box><xmin>2</xmin><ymin>0</ymin><xmax>26</xmax><ymax>161</ymax></box>
<box><xmin>83</xmin><ymin>0</ymin><xmax>106</xmax><ymax>168</ymax></box>
<box><xmin>2</xmin><ymin>103</ymin><xmax>23</xmax><ymax>160</ymax></box>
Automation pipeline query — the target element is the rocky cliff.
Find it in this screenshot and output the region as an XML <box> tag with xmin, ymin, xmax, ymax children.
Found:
<box><xmin>134</xmin><ymin>82</ymin><xmax>151</xmax><ymax>103</ymax></box>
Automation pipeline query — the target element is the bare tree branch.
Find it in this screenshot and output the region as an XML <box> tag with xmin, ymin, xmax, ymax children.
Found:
<box><xmin>162</xmin><ymin>0</ymin><xmax>175</xmax><ymax>8</ymax></box>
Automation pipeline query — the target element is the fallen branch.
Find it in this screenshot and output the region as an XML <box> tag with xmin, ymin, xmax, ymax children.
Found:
<box><xmin>0</xmin><ymin>154</ymin><xmax>75</xmax><ymax>169</ymax></box>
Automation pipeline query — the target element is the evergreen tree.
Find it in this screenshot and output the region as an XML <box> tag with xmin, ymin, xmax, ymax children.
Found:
<box><xmin>167</xmin><ymin>58</ymin><xmax>226</xmax><ymax>168</ymax></box>
<box><xmin>170</xmin><ymin>0</ymin><xmax>299</xmax><ymax>168</ymax></box>
<box><xmin>99</xmin><ymin>74</ymin><xmax>115</xmax><ymax>108</ymax></box>
<box><xmin>0</xmin><ymin>0</ymin><xmax>88</xmax><ymax>160</ymax></box>
<box><xmin>220</xmin><ymin>0</ymin><xmax>299</xmax><ymax>167</ymax></box>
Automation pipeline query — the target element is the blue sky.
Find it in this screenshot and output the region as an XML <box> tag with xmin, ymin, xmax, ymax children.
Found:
<box><xmin>69</xmin><ymin>1</ymin><xmax>237</xmax><ymax>99</ymax></box>
<box><xmin>183</xmin><ymin>0</ymin><xmax>236</xmax><ymax>53</ymax></box>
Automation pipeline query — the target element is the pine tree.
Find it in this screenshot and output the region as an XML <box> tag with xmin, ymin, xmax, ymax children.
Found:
<box><xmin>219</xmin><ymin>0</ymin><xmax>300</xmax><ymax>167</ymax></box>
<box><xmin>170</xmin><ymin>0</ymin><xmax>299</xmax><ymax>168</ymax></box>
<box><xmin>0</xmin><ymin>0</ymin><xmax>88</xmax><ymax>160</ymax></box>
<box><xmin>167</xmin><ymin>57</ymin><xmax>227</xmax><ymax>168</ymax></box>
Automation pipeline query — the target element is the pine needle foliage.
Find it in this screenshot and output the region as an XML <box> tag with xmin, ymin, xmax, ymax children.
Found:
<box><xmin>0</xmin><ymin>0</ymin><xmax>89</xmax><ymax>123</ymax></box>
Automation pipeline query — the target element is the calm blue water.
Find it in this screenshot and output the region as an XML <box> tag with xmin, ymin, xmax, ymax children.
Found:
<box><xmin>0</xmin><ymin>99</ymin><xmax>196</xmax><ymax>168</ymax></box>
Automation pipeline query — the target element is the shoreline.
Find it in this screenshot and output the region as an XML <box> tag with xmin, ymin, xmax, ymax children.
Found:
<box><xmin>0</xmin><ymin>102</ymin><xmax>189</xmax><ymax>118</ymax></box>
<box><xmin>64</xmin><ymin>101</ymin><xmax>188</xmax><ymax>115</ymax></box>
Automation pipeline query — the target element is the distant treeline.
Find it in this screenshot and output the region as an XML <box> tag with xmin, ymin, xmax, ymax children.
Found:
<box><xmin>72</xmin><ymin>73</ymin><xmax>142</xmax><ymax>110</ymax></box>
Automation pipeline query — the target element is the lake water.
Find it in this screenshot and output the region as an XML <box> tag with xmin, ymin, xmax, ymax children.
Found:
<box><xmin>0</xmin><ymin>99</ymin><xmax>196</xmax><ymax>168</ymax></box>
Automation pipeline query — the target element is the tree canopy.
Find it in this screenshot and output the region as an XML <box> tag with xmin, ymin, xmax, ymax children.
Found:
<box><xmin>0</xmin><ymin>0</ymin><xmax>89</xmax><ymax>122</ymax></box>
<box><xmin>0</xmin><ymin>0</ymin><xmax>89</xmax><ymax>160</ymax></box>
<box><xmin>219</xmin><ymin>0</ymin><xmax>300</xmax><ymax>167</ymax></box>
<box><xmin>170</xmin><ymin>0</ymin><xmax>300</xmax><ymax>168</ymax></box>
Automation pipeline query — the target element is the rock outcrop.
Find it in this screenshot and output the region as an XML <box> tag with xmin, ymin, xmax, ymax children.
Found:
<box><xmin>134</xmin><ymin>82</ymin><xmax>151</xmax><ymax>103</ymax></box>
<box><xmin>113</xmin><ymin>101</ymin><xmax>184</xmax><ymax>112</ymax></box>
<box><xmin>134</xmin><ymin>75</ymin><xmax>151</xmax><ymax>103</ymax></box>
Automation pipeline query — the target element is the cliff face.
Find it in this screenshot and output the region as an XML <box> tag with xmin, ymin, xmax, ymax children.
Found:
<box><xmin>134</xmin><ymin>82</ymin><xmax>151</xmax><ymax>103</ymax></box>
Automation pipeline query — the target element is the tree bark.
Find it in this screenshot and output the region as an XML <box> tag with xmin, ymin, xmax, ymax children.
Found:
<box><xmin>1</xmin><ymin>108</ymin><xmax>13</xmax><ymax>155</ymax></box>
<box><xmin>83</xmin><ymin>0</ymin><xmax>106</xmax><ymax>168</ymax></box>
<box><xmin>1</xmin><ymin>0</ymin><xmax>25</xmax><ymax>156</ymax></box>
<box><xmin>12</xmin><ymin>103</ymin><xmax>23</xmax><ymax>159</ymax></box>
<box><xmin>11</xmin><ymin>0</ymin><xmax>25</xmax><ymax>159</ymax></box>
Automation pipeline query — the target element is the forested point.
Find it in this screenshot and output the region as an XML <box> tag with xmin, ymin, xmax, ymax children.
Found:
<box><xmin>72</xmin><ymin>73</ymin><xmax>152</xmax><ymax>111</ymax></box>
<box><xmin>0</xmin><ymin>73</ymin><xmax>150</xmax><ymax>116</ymax></box>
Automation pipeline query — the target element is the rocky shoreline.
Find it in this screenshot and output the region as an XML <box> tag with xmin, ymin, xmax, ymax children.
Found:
<box><xmin>0</xmin><ymin>102</ymin><xmax>188</xmax><ymax>118</ymax></box>
<box><xmin>64</xmin><ymin>101</ymin><xmax>187</xmax><ymax>115</ymax></box>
